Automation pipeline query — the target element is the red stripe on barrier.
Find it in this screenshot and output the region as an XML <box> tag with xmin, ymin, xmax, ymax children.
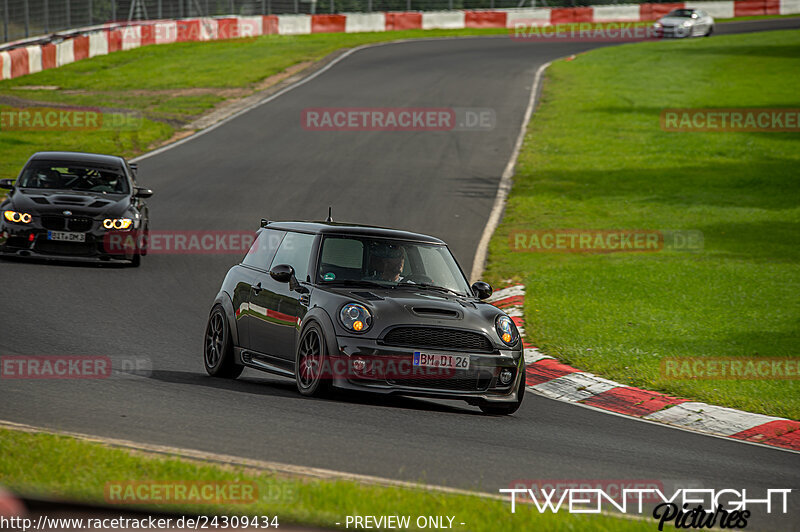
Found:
<box><xmin>582</xmin><ymin>386</ymin><xmax>689</xmax><ymax>416</ymax></box>
<box><xmin>765</xmin><ymin>0</ymin><xmax>781</xmax><ymax>14</ymax></box>
<box><xmin>386</xmin><ymin>12</ymin><xmax>423</xmax><ymax>31</ymax></box>
<box><xmin>73</xmin><ymin>35</ymin><xmax>90</xmax><ymax>61</ymax></box>
<box><xmin>263</xmin><ymin>15</ymin><xmax>279</xmax><ymax>34</ymax></box>
<box><xmin>312</xmin><ymin>14</ymin><xmax>347</xmax><ymax>33</ymax></box>
<box><xmin>140</xmin><ymin>23</ymin><xmax>156</xmax><ymax>46</ymax></box>
<box><xmin>465</xmin><ymin>11</ymin><xmax>507</xmax><ymax>28</ymax></box>
<box><xmin>9</xmin><ymin>47</ymin><xmax>29</xmax><ymax>79</ymax></box>
<box><xmin>640</xmin><ymin>2</ymin><xmax>684</xmax><ymax>20</ymax></box>
<box><xmin>41</xmin><ymin>43</ymin><xmax>56</xmax><ymax>70</ymax></box>
<box><xmin>526</xmin><ymin>358</ymin><xmax>581</xmax><ymax>385</ymax></box>
<box><xmin>107</xmin><ymin>29</ymin><xmax>122</xmax><ymax>52</ymax></box>
<box><xmin>730</xmin><ymin>420</ymin><xmax>800</xmax><ymax>450</ymax></box>
<box><xmin>177</xmin><ymin>19</ymin><xmax>202</xmax><ymax>42</ymax></box>
<box><xmin>217</xmin><ymin>17</ymin><xmax>239</xmax><ymax>40</ymax></box>
<box><xmin>551</xmin><ymin>7</ymin><xmax>594</xmax><ymax>24</ymax></box>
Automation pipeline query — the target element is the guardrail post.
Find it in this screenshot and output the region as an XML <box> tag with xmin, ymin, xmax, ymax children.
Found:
<box><xmin>229</xmin><ymin>0</ymin><xmax>234</xmax><ymax>14</ymax></box>
<box><xmin>157</xmin><ymin>0</ymin><xmax>162</xmax><ymax>18</ymax></box>
<box><xmin>367</xmin><ymin>0</ymin><xmax>372</xmax><ymax>12</ymax></box>
<box><xmin>448</xmin><ymin>0</ymin><xmax>453</xmax><ymax>10</ymax></box>
<box><xmin>89</xmin><ymin>0</ymin><xmax>93</xmax><ymax>25</ymax></box>
<box><xmin>294</xmin><ymin>0</ymin><xmax>298</xmax><ymax>14</ymax></box>
<box><xmin>330</xmin><ymin>0</ymin><xmax>334</xmax><ymax>13</ymax></box>
<box><xmin>24</xmin><ymin>0</ymin><xmax>29</xmax><ymax>38</ymax></box>
<box><xmin>44</xmin><ymin>0</ymin><xmax>49</xmax><ymax>32</ymax></box>
<box><xmin>407</xmin><ymin>0</ymin><xmax>411</xmax><ymax>11</ymax></box>
<box><xmin>3</xmin><ymin>0</ymin><xmax>7</xmax><ymax>42</ymax></box>
<box><xmin>112</xmin><ymin>0</ymin><xmax>116</xmax><ymax>22</ymax></box>
<box><xmin>66</xmin><ymin>0</ymin><xmax>71</xmax><ymax>28</ymax></box>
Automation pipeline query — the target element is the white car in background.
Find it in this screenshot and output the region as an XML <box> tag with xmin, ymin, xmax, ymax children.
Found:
<box><xmin>654</xmin><ymin>9</ymin><xmax>715</xmax><ymax>38</ymax></box>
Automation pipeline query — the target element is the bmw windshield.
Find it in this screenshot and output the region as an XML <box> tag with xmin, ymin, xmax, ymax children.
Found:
<box><xmin>18</xmin><ymin>162</ymin><xmax>129</xmax><ymax>194</ymax></box>
<box><xmin>316</xmin><ymin>235</ymin><xmax>472</xmax><ymax>296</ymax></box>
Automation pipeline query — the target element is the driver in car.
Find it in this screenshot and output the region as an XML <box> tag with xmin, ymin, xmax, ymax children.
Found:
<box><xmin>368</xmin><ymin>244</ymin><xmax>405</xmax><ymax>282</ymax></box>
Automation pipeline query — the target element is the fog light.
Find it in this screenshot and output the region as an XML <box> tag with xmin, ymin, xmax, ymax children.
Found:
<box><xmin>499</xmin><ymin>368</ymin><xmax>513</xmax><ymax>385</ymax></box>
<box><xmin>352</xmin><ymin>359</ymin><xmax>366</xmax><ymax>372</ymax></box>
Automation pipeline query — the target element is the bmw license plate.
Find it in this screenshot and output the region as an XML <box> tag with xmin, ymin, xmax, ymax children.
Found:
<box><xmin>413</xmin><ymin>352</ymin><xmax>470</xmax><ymax>370</ymax></box>
<box><xmin>47</xmin><ymin>231</ymin><xmax>86</xmax><ymax>242</ymax></box>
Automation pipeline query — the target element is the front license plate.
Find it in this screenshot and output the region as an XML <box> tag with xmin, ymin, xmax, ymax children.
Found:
<box><xmin>47</xmin><ymin>231</ymin><xmax>86</xmax><ymax>242</ymax></box>
<box><xmin>413</xmin><ymin>352</ymin><xmax>470</xmax><ymax>370</ymax></box>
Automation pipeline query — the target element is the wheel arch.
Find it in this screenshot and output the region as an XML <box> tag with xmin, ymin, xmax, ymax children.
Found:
<box><xmin>211</xmin><ymin>291</ymin><xmax>240</xmax><ymax>347</ymax></box>
<box><xmin>298</xmin><ymin>306</ymin><xmax>340</xmax><ymax>361</ymax></box>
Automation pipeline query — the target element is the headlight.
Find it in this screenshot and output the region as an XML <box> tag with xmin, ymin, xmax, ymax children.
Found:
<box><xmin>495</xmin><ymin>315</ymin><xmax>519</xmax><ymax>347</ymax></box>
<box><xmin>653</xmin><ymin>22</ymin><xmax>662</xmax><ymax>28</ymax></box>
<box><xmin>339</xmin><ymin>303</ymin><xmax>372</xmax><ymax>333</ymax></box>
<box><xmin>3</xmin><ymin>210</ymin><xmax>32</xmax><ymax>224</ymax></box>
<box><xmin>102</xmin><ymin>218</ymin><xmax>133</xmax><ymax>230</ymax></box>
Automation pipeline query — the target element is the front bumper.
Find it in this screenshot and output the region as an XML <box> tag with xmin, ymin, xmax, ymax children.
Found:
<box><xmin>0</xmin><ymin>223</ymin><xmax>137</xmax><ymax>263</ymax></box>
<box><xmin>331</xmin><ymin>336</ymin><xmax>525</xmax><ymax>403</ymax></box>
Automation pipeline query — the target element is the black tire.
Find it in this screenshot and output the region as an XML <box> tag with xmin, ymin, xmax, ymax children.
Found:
<box><xmin>705</xmin><ymin>25</ymin><xmax>713</xmax><ymax>37</ymax></box>
<box><xmin>204</xmin><ymin>305</ymin><xmax>243</xmax><ymax>378</ymax></box>
<box><xmin>478</xmin><ymin>380</ymin><xmax>525</xmax><ymax>416</ymax></box>
<box><xmin>295</xmin><ymin>322</ymin><xmax>331</xmax><ymax>397</ymax></box>
<box><xmin>140</xmin><ymin>225</ymin><xmax>149</xmax><ymax>256</ymax></box>
<box><xmin>129</xmin><ymin>252</ymin><xmax>141</xmax><ymax>267</ymax></box>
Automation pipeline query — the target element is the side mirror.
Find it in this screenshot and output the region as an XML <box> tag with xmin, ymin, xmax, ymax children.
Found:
<box><xmin>0</xmin><ymin>179</ymin><xmax>15</xmax><ymax>190</ymax></box>
<box><xmin>134</xmin><ymin>187</ymin><xmax>153</xmax><ymax>198</ymax></box>
<box><xmin>270</xmin><ymin>264</ymin><xmax>294</xmax><ymax>283</ymax></box>
<box><xmin>471</xmin><ymin>281</ymin><xmax>493</xmax><ymax>300</ymax></box>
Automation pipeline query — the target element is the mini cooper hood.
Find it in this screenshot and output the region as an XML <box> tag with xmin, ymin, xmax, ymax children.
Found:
<box><xmin>7</xmin><ymin>189</ymin><xmax>131</xmax><ymax>218</ymax></box>
<box><xmin>319</xmin><ymin>285</ymin><xmax>504</xmax><ymax>327</ymax></box>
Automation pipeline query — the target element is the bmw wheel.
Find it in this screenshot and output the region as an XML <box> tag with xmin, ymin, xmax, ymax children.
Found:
<box><xmin>295</xmin><ymin>322</ymin><xmax>330</xmax><ymax>397</ymax></box>
<box><xmin>204</xmin><ymin>305</ymin><xmax>243</xmax><ymax>378</ymax></box>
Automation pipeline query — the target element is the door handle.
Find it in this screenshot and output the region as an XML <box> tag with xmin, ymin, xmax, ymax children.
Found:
<box><xmin>252</xmin><ymin>282</ymin><xmax>262</xmax><ymax>295</ymax></box>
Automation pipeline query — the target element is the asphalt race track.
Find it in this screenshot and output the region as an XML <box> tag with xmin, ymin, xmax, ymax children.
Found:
<box><xmin>2</xmin><ymin>19</ymin><xmax>799</xmax><ymax>529</ymax></box>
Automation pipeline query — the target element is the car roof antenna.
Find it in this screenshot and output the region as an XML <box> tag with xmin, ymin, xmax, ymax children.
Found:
<box><xmin>325</xmin><ymin>207</ymin><xmax>333</xmax><ymax>222</ymax></box>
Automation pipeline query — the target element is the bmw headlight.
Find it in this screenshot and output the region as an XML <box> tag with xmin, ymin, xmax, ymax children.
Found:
<box><xmin>653</xmin><ymin>22</ymin><xmax>662</xmax><ymax>28</ymax></box>
<box><xmin>102</xmin><ymin>218</ymin><xmax>133</xmax><ymax>230</ymax></box>
<box><xmin>339</xmin><ymin>303</ymin><xmax>372</xmax><ymax>333</ymax></box>
<box><xmin>495</xmin><ymin>315</ymin><xmax>519</xmax><ymax>347</ymax></box>
<box><xmin>3</xmin><ymin>210</ymin><xmax>32</xmax><ymax>224</ymax></box>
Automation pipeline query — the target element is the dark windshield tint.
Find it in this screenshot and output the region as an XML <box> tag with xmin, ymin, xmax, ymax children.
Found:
<box><xmin>667</xmin><ymin>9</ymin><xmax>697</xmax><ymax>17</ymax></box>
<box><xmin>18</xmin><ymin>161</ymin><xmax>129</xmax><ymax>194</ymax></box>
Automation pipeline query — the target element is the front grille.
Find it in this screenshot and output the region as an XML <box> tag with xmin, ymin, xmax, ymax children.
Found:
<box><xmin>34</xmin><ymin>240</ymin><xmax>96</xmax><ymax>255</ymax></box>
<box><xmin>388</xmin><ymin>370</ymin><xmax>492</xmax><ymax>392</ymax></box>
<box><xmin>382</xmin><ymin>327</ymin><xmax>493</xmax><ymax>352</ymax></box>
<box><xmin>67</xmin><ymin>217</ymin><xmax>93</xmax><ymax>232</ymax></box>
<box><xmin>41</xmin><ymin>215</ymin><xmax>65</xmax><ymax>230</ymax></box>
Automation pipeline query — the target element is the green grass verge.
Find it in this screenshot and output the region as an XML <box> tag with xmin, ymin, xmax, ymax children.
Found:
<box><xmin>484</xmin><ymin>29</ymin><xmax>800</xmax><ymax>420</ymax></box>
<box><xmin>0</xmin><ymin>28</ymin><xmax>506</xmax><ymax>179</ymax></box>
<box><xmin>0</xmin><ymin>429</ymin><xmax>649</xmax><ymax>531</ymax></box>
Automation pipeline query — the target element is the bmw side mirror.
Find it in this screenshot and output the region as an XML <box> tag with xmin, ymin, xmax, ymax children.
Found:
<box><xmin>0</xmin><ymin>179</ymin><xmax>15</xmax><ymax>190</ymax></box>
<box><xmin>134</xmin><ymin>187</ymin><xmax>153</xmax><ymax>198</ymax></box>
<box><xmin>471</xmin><ymin>281</ymin><xmax>493</xmax><ymax>300</ymax></box>
<box><xmin>270</xmin><ymin>264</ymin><xmax>294</xmax><ymax>283</ymax></box>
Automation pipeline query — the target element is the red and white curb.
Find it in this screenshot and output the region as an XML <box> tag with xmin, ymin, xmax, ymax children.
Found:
<box><xmin>0</xmin><ymin>487</ymin><xmax>25</xmax><ymax>517</ymax></box>
<box><xmin>487</xmin><ymin>284</ymin><xmax>800</xmax><ymax>452</ymax></box>
<box><xmin>2</xmin><ymin>0</ymin><xmax>799</xmax><ymax>81</ymax></box>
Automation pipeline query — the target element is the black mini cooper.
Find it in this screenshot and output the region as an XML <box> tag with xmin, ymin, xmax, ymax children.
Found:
<box><xmin>204</xmin><ymin>220</ymin><xmax>525</xmax><ymax>415</ymax></box>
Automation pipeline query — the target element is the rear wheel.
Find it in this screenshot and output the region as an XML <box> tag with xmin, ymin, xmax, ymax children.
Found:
<box><xmin>295</xmin><ymin>322</ymin><xmax>330</xmax><ymax>397</ymax></box>
<box><xmin>204</xmin><ymin>305</ymin><xmax>243</xmax><ymax>378</ymax></box>
<box><xmin>478</xmin><ymin>381</ymin><xmax>525</xmax><ymax>416</ymax></box>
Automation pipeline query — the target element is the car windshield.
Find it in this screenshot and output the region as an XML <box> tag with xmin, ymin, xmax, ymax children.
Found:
<box><xmin>317</xmin><ymin>235</ymin><xmax>472</xmax><ymax>296</ymax></box>
<box><xmin>667</xmin><ymin>9</ymin><xmax>697</xmax><ymax>17</ymax></box>
<box><xmin>17</xmin><ymin>161</ymin><xmax>129</xmax><ymax>194</ymax></box>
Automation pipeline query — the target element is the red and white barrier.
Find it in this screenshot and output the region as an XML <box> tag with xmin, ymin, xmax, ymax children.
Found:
<box><xmin>0</xmin><ymin>1</ymin><xmax>795</xmax><ymax>81</ymax></box>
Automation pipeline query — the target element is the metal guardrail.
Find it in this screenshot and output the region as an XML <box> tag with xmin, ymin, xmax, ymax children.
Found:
<box><xmin>0</xmin><ymin>0</ymin><xmax>670</xmax><ymax>43</ymax></box>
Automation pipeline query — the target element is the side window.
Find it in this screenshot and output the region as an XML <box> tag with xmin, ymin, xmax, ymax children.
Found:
<box><xmin>270</xmin><ymin>232</ymin><xmax>316</xmax><ymax>282</ymax></box>
<box><xmin>242</xmin><ymin>229</ymin><xmax>285</xmax><ymax>270</ymax></box>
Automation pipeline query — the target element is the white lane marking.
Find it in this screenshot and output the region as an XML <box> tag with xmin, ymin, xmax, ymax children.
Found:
<box><xmin>470</xmin><ymin>61</ymin><xmax>552</xmax><ymax>282</ymax></box>
<box><xmin>529</xmin><ymin>372</ymin><xmax>621</xmax><ymax>402</ymax></box>
<box><xmin>643</xmin><ymin>402</ymin><xmax>784</xmax><ymax>437</ymax></box>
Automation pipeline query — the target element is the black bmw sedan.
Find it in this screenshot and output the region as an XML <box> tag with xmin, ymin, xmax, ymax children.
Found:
<box><xmin>204</xmin><ymin>220</ymin><xmax>525</xmax><ymax>415</ymax></box>
<box><xmin>0</xmin><ymin>151</ymin><xmax>153</xmax><ymax>266</ymax></box>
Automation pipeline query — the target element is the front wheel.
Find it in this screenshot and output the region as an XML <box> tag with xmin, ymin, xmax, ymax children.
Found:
<box><xmin>295</xmin><ymin>322</ymin><xmax>331</xmax><ymax>397</ymax></box>
<box><xmin>478</xmin><ymin>381</ymin><xmax>525</xmax><ymax>416</ymax></box>
<box><xmin>204</xmin><ymin>305</ymin><xmax>243</xmax><ymax>378</ymax></box>
<box><xmin>705</xmin><ymin>25</ymin><xmax>713</xmax><ymax>37</ymax></box>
